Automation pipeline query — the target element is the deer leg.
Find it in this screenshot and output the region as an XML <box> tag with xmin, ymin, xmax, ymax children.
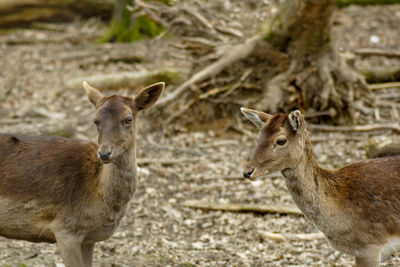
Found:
<box><xmin>55</xmin><ymin>233</ymin><xmax>84</xmax><ymax>267</ymax></box>
<box><xmin>82</xmin><ymin>242</ymin><xmax>95</xmax><ymax>267</ymax></box>
<box><xmin>355</xmin><ymin>245</ymin><xmax>382</xmax><ymax>267</ymax></box>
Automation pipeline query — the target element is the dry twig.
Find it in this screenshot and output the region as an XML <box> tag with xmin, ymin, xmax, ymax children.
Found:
<box><xmin>308</xmin><ymin>123</ymin><xmax>400</xmax><ymax>133</ymax></box>
<box><xmin>368</xmin><ymin>82</ymin><xmax>400</xmax><ymax>90</ymax></box>
<box><xmin>261</xmin><ymin>231</ymin><xmax>325</xmax><ymax>242</ymax></box>
<box><xmin>138</xmin><ymin>158</ymin><xmax>201</xmax><ymax>165</ymax></box>
<box><xmin>156</xmin><ymin>26</ymin><xmax>271</xmax><ymax>108</ymax></box>
<box><xmin>182</xmin><ymin>200</ymin><xmax>301</xmax><ymax>215</ymax></box>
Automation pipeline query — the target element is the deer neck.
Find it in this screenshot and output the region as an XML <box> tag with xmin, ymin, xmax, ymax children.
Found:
<box><xmin>99</xmin><ymin>134</ymin><xmax>137</xmax><ymax>213</ymax></box>
<box><xmin>281</xmin><ymin>133</ymin><xmax>326</xmax><ymax>222</ymax></box>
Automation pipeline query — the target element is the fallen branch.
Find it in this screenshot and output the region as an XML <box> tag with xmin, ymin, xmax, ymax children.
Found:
<box><xmin>261</xmin><ymin>231</ymin><xmax>325</xmax><ymax>242</ymax></box>
<box><xmin>308</xmin><ymin>123</ymin><xmax>400</xmax><ymax>134</ymax></box>
<box><xmin>368</xmin><ymin>82</ymin><xmax>400</xmax><ymax>90</ymax></box>
<box><xmin>311</xmin><ymin>136</ymin><xmax>366</xmax><ymax>142</ymax></box>
<box><xmin>4</xmin><ymin>32</ymin><xmax>102</xmax><ymax>45</ymax></box>
<box><xmin>376</xmin><ymin>100</ymin><xmax>400</xmax><ymax>108</ymax></box>
<box><xmin>138</xmin><ymin>158</ymin><xmax>201</xmax><ymax>165</ymax></box>
<box><xmin>0</xmin><ymin>0</ymin><xmax>113</xmax><ymax>27</ymax></box>
<box><xmin>354</xmin><ymin>48</ymin><xmax>400</xmax><ymax>58</ymax></box>
<box><xmin>182</xmin><ymin>200</ymin><xmax>301</xmax><ymax>215</ymax></box>
<box><xmin>66</xmin><ymin>69</ymin><xmax>181</xmax><ymax>91</ymax></box>
<box><xmin>360</xmin><ymin>66</ymin><xmax>400</xmax><ymax>84</ymax></box>
<box><xmin>0</xmin><ymin>119</ymin><xmax>76</xmax><ymax>138</ymax></box>
<box><xmin>203</xmin><ymin>175</ymin><xmax>245</xmax><ymax>181</ymax></box>
<box><xmin>155</xmin><ymin>26</ymin><xmax>272</xmax><ymax>108</ymax></box>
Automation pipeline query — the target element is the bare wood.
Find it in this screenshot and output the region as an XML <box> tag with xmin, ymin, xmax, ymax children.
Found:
<box><xmin>310</xmin><ymin>135</ymin><xmax>366</xmax><ymax>142</ymax></box>
<box><xmin>307</xmin><ymin>123</ymin><xmax>400</xmax><ymax>133</ymax></box>
<box><xmin>220</xmin><ymin>68</ymin><xmax>253</xmax><ymax>98</ymax></box>
<box><xmin>368</xmin><ymin>82</ymin><xmax>400</xmax><ymax>90</ymax></box>
<box><xmin>66</xmin><ymin>69</ymin><xmax>180</xmax><ymax>91</ymax></box>
<box><xmin>360</xmin><ymin>66</ymin><xmax>400</xmax><ymax>84</ymax></box>
<box><xmin>0</xmin><ymin>0</ymin><xmax>113</xmax><ymax>27</ymax></box>
<box><xmin>155</xmin><ymin>26</ymin><xmax>272</xmax><ymax>108</ymax></box>
<box><xmin>202</xmin><ymin>175</ymin><xmax>245</xmax><ymax>181</ymax></box>
<box><xmin>354</xmin><ymin>48</ymin><xmax>400</xmax><ymax>58</ymax></box>
<box><xmin>182</xmin><ymin>200</ymin><xmax>302</xmax><ymax>215</ymax></box>
<box><xmin>137</xmin><ymin>158</ymin><xmax>201</xmax><ymax>165</ymax></box>
<box><xmin>376</xmin><ymin>100</ymin><xmax>400</xmax><ymax>108</ymax></box>
<box><xmin>261</xmin><ymin>231</ymin><xmax>325</xmax><ymax>242</ymax></box>
<box><xmin>0</xmin><ymin>119</ymin><xmax>76</xmax><ymax>138</ymax></box>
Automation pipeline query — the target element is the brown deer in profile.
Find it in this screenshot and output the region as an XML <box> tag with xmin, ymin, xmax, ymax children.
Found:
<box><xmin>0</xmin><ymin>81</ymin><xmax>164</xmax><ymax>267</ymax></box>
<box><xmin>241</xmin><ymin>107</ymin><xmax>400</xmax><ymax>267</ymax></box>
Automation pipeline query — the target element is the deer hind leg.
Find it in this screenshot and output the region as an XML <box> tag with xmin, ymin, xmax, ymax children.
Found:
<box><xmin>82</xmin><ymin>242</ymin><xmax>95</xmax><ymax>267</ymax></box>
<box><xmin>55</xmin><ymin>232</ymin><xmax>84</xmax><ymax>267</ymax></box>
<box><xmin>355</xmin><ymin>245</ymin><xmax>382</xmax><ymax>267</ymax></box>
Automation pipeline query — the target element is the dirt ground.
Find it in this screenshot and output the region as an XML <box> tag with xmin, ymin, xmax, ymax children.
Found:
<box><xmin>1</xmin><ymin>1</ymin><xmax>400</xmax><ymax>266</ymax></box>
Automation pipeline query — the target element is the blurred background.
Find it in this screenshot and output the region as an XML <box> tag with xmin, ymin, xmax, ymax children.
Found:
<box><xmin>0</xmin><ymin>0</ymin><xmax>400</xmax><ymax>266</ymax></box>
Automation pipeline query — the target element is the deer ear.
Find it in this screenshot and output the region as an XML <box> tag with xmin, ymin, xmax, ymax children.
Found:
<box><xmin>83</xmin><ymin>81</ymin><xmax>104</xmax><ymax>106</ymax></box>
<box><xmin>288</xmin><ymin>110</ymin><xmax>305</xmax><ymax>134</ymax></box>
<box><xmin>241</xmin><ymin>107</ymin><xmax>272</xmax><ymax>128</ymax></box>
<box><xmin>135</xmin><ymin>82</ymin><xmax>165</xmax><ymax>111</ymax></box>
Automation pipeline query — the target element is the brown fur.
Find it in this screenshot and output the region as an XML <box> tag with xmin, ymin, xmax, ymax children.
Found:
<box><xmin>0</xmin><ymin>81</ymin><xmax>164</xmax><ymax>267</ymax></box>
<box><xmin>0</xmin><ymin>133</ymin><xmax>100</xmax><ymax>206</ymax></box>
<box><xmin>242</xmin><ymin>108</ymin><xmax>400</xmax><ymax>267</ymax></box>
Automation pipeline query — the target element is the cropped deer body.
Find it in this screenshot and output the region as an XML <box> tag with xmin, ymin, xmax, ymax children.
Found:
<box><xmin>241</xmin><ymin>108</ymin><xmax>400</xmax><ymax>267</ymax></box>
<box><xmin>0</xmin><ymin>81</ymin><xmax>164</xmax><ymax>267</ymax></box>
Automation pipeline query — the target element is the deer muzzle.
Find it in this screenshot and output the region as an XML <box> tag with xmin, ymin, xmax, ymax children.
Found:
<box><xmin>97</xmin><ymin>148</ymin><xmax>113</xmax><ymax>163</ymax></box>
<box><xmin>243</xmin><ymin>168</ymin><xmax>254</xmax><ymax>179</ymax></box>
<box><xmin>243</xmin><ymin>164</ymin><xmax>268</xmax><ymax>180</ymax></box>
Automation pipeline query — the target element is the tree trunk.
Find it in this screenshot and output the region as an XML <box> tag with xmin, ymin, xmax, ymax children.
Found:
<box><xmin>255</xmin><ymin>0</ymin><xmax>369</xmax><ymax>123</ymax></box>
<box><xmin>0</xmin><ymin>0</ymin><xmax>113</xmax><ymax>27</ymax></box>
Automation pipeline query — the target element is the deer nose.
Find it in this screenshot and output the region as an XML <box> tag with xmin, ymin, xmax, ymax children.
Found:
<box><xmin>98</xmin><ymin>149</ymin><xmax>112</xmax><ymax>161</ymax></box>
<box><xmin>243</xmin><ymin>168</ymin><xmax>254</xmax><ymax>179</ymax></box>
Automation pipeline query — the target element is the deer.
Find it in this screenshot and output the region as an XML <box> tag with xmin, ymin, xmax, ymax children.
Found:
<box><xmin>0</xmin><ymin>81</ymin><xmax>164</xmax><ymax>267</ymax></box>
<box><xmin>241</xmin><ymin>107</ymin><xmax>400</xmax><ymax>267</ymax></box>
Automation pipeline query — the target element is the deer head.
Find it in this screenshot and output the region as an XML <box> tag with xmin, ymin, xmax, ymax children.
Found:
<box><xmin>83</xmin><ymin>81</ymin><xmax>164</xmax><ymax>163</ymax></box>
<box><xmin>241</xmin><ymin>108</ymin><xmax>307</xmax><ymax>180</ymax></box>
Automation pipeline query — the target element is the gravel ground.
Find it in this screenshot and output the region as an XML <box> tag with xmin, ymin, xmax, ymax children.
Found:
<box><xmin>1</xmin><ymin>2</ymin><xmax>400</xmax><ymax>266</ymax></box>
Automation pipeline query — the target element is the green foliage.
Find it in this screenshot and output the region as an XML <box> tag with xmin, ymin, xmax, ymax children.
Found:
<box><xmin>337</xmin><ymin>0</ymin><xmax>400</xmax><ymax>7</ymax></box>
<box><xmin>99</xmin><ymin>0</ymin><xmax>166</xmax><ymax>43</ymax></box>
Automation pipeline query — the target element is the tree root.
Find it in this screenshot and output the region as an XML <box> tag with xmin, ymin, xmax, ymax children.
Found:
<box><xmin>155</xmin><ymin>27</ymin><xmax>271</xmax><ymax>108</ymax></box>
<box><xmin>256</xmin><ymin>48</ymin><xmax>370</xmax><ymax>123</ymax></box>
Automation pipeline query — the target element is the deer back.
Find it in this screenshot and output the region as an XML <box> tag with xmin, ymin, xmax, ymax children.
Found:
<box><xmin>0</xmin><ymin>133</ymin><xmax>101</xmax><ymax>207</ymax></box>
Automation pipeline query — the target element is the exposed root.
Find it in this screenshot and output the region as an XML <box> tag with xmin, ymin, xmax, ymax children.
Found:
<box><xmin>155</xmin><ymin>32</ymin><xmax>268</xmax><ymax>109</ymax></box>
<box><xmin>256</xmin><ymin>47</ymin><xmax>370</xmax><ymax>123</ymax></box>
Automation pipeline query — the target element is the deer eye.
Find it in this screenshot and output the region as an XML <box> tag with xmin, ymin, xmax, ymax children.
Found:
<box><xmin>276</xmin><ymin>139</ymin><xmax>287</xmax><ymax>146</ymax></box>
<box><xmin>122</xmin><ymin>117</ymin><xmax>132</xmax><ymax>127</ymax></box>
<box><xmin>94</xmin><ymin>119</ymin><xmax>100</xmax><ymax>128</ymax></box>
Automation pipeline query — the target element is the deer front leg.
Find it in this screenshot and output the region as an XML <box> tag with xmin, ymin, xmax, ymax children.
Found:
<box><xmin>355</xmin><ymin>245</ymin><xmax>382</xmax><ymax>267</ymax></box>
<box><xmin>55</xmin><ymin>233</ymin><xmax>84</xmax><ymax>267</ymax></box>
<box><xmin>82</xmin><ymin>242</ymin><xmax>95</xmax><ymax>267</ymax></box>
